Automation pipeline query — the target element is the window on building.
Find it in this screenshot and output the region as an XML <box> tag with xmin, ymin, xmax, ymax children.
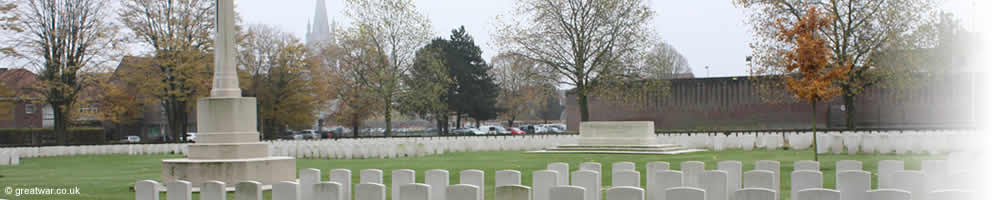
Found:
<box><xmin>25</xmin><ymin>104</ymin><xmax>35</xmax><ymax>114</ymax></box>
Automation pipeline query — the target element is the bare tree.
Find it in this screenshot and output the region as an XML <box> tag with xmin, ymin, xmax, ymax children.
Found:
<box><xmin>16</xmin><ymin>0</ymin><xmax>120</xmax><ymax>144</ymax></box>
<box><xmin>342</xmin><ymin>0</ymin><xmax>433</xmax><ymax>136</ymax></box>
<box><xmin>119</xmin><ymin>0</ymin><xmax>216</xmax><ymax>141</ymax></box>
<box><xmin>643</xmin><ymin>42</ymin><xmax>692</xmax><ymax>79</ymax></box>
<box><xmin>491</xmin><ymin>52</ymin><xmax>552</xmax><ymax>127</ymax></box>
<box><xmin>496</xmin><ymin>0</ymin><xmax>657</xmax><ymax>121</ymax></box>
<box><xmin>237</xmin><ymin>24</ymin><xmax>322</xmax><ymax>139</ymax></box>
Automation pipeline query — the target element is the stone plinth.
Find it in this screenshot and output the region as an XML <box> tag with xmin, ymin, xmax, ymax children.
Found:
<box><xmin>529</xmin><ymin>121</ymin><xmax>704</xmax><ymax>155</ymax></box>
<box><xmin>162</xmin><ymin>157</ymin><xmax>295</xmax><ymax>186</ymax></box>
<box><xmin>162</xmin><ymin>97</ymin><xmax>296</xmax><ymax>187</ymax></box>
<box><xmin>578</xmin><ymin>121</ymin><xmax>657</xmax><ymax>146</ymax></box>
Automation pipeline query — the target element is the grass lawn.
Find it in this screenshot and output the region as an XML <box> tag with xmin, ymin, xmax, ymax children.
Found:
<box><xmin>0</xmin><ymin>149</ymin><xmax>944</xmax><ymax>200</ymax></box>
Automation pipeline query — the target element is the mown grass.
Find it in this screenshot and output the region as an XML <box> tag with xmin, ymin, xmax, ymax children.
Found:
<box><xmin>0</xmin><ymin>149</ymin><xmax>943</xmax><ymax>200</ymax></box>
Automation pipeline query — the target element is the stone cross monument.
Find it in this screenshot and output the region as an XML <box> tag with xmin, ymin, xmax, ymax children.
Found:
<box><xmin>161</xmin><ymin>0</ymin><xmax>295</xmax><ymax>187</ymax></box>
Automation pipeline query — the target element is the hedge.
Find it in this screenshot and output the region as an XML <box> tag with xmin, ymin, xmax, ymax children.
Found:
<box><xmin>0</xmin><ymin>127</ymin><xmax>105</xmax><ymax>145</ymax></box>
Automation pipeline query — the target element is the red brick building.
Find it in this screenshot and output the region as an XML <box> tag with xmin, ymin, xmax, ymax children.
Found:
<box><xmin>0</xmin><ymin>68</ymin><xmax>45</xmax><ymax>129</ymax></box>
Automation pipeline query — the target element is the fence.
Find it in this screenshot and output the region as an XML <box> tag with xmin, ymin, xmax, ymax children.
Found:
<box><xmin>135</xmin><ymin>158</ymin><xmax>979</xmax><ymax>200</ymax></box>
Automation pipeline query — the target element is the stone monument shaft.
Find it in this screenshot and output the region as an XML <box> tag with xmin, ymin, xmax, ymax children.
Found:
<box><xmin>161</xmin><ymin>0</ymin><xmax>295</xmax><ymax>187</ymax></box>
<box><xmin>211</xmin><ymin>0</ymin><xmax>240</xmax><ymax>97</ymax></box>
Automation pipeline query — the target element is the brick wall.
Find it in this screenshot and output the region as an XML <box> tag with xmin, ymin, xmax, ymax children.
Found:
<box><xmin>566</xmin><ymin>73</ymin><xmax>978</xmax><ymax>131</ymax></box>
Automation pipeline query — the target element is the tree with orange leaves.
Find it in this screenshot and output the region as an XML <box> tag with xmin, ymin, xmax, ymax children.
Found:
<box><xmin>775</xmin><ymin>7</ymin><xmax>849</xmax><ymax>161</ymax></box>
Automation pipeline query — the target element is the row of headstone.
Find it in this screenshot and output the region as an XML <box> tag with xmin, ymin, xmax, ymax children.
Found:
<box><xmin>662</xmin><ymin>130</ymin><xmax>977</xmax><ymax>154</ymax></box>
<box><xmin>0</xmin><ymin>143</ymin><xmax>187</xmax><ymax>160</ymax></box>
<box><xmin>138</xmin><ymin>157</ymin><xmax>977</xmax><ymax>200</ymax></box>
<box><xmin>0</xmin><ymin>150</ymin><xmax>20</xmax><ymax>165</ymax></box>
<box><xmin>0</xmin><ymin>130</ymin><xmax>977</xmax><ymax>161</ymax></box>
<box><xmin>268</xmin><ymin>135</ymin><xmax>577</xmax><ymax>159</ymax></box>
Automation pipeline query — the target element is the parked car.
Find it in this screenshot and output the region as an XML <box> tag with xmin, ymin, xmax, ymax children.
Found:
<box><xmin>541</xmin><ymin>124</ymin><xmax>566</xmax><ymax>133</ymax></box>
<box><xmin>480</xmin><ymin>126</ymin><xmax>509</xmax><ymax>134</ymax></box>
<box><xmin>519</xmin><ymin>125</ymin><xmax>551</xmax><ymax>134</ymax></box>
<box><xmin>507</xmin><ymin>127</ymin><xmax>526</xmax><ymax>135</ymax></box>
<box><xmin>125</xmin><ymin>135</ymin><xmax>141</xmax><ymax>143</ymax></box>
<box><xmin>186</xmin><ymin>132</ymin><xmax>197</xmax><ymax>142</ymax></box>
<box><xmin>453</xmin><ymin>128</ymin><xmax>487</xmax><ymax>135</ymax></box>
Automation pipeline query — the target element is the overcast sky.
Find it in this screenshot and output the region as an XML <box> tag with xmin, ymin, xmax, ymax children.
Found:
<box><xmin>233</xmin><ymin>0</ymin><xmax>981</xmax><ymax>78</ymax></box>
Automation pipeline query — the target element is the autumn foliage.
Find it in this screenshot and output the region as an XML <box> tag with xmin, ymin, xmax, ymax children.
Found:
<box><xmin>775</xmin><ymin>7</ymin><xmax>849</xmax><ymax>104</ymax></box>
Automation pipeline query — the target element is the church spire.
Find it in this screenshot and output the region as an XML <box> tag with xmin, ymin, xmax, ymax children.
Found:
<box><xmin>307</xmin><ymin>0</ymin><xmax>331</xmax><ymax>47</ymax></box>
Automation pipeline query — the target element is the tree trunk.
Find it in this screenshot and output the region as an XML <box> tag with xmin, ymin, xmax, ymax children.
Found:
<box><xmin>52</xmin><ymin>104</ymin><xmax>68</xmax><ymax>144</ymax></box>
<box><xmin>507</xmin><ymin>119</ymin><xmax>514</xmax><ymax>128</ymax></box>
<box><xmin>384</xmin><ymin>102</ymin><xmax>391</xmax><ymax>137</ymax></box>
<box><xmin>843</xmin><ymin>94</ymin><xmax>856</xmax><ymax>129</ymax></box>
<box><xmin>475</xmin><ymin>120</ymin><xmax>480</xmax><ymax>128</ymax></box>
<box><xmin>578</xmin><ymin>93</ymin><xmax>590</xmax><ymax>122</ymax></box>
<box><xmin>352</xmin><ymin>115</ymin><xmax>360</xmax><ymax>138</ymax></box>
<box><xmin>812</xmin><ymin>101</ymin><xmax>818</xmax><ymax>161</ymax></box>
<box><xmin>455</xmin><ymin>113</ymin><xmax>462</xmax><ymax>129</ymax></box>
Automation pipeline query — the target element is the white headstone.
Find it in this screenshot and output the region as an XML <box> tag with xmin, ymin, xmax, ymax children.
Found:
<box><xmin>754</xmin><ymin>160</ymin><xmax>781</xmax><ymax>192</ymax></box>
<box><xmin>698</xmin><ymin>170</ymin><xmax>728</xmax><ymax>200</ymax></box>
<box><xmin>646</xmin><ymin>161</ymin><xmax>671</xmax><ymax>189</ymax></box>
<box><xmin>868</xmin><ymin>189</ymin><xmax>910</xmax><ymax>200</ymax></box>
<box><xmin>649</xmin><ymin>170</ymin><xmax>683</xmax><ymax>200</ymax></box>
<box><xmin>571</xmin><ymin>170</ymin><xmax>601</xmax><ymax>200</ymax></box>
<box><xmin>681</xmin><ymin>161</ymin><xmax>705</xmax><ymax>187</ymax></box>
<box><xmin>717</xmin><ymin>161</ymin><xmax>742</xmax><ymax>197</ymax></box>
<box><xmin>9</xmin><ymin>153</ymin><xmax>17</xmax><ymax>165</ymax></box>
<box><xmin>399</xmin><ymin>183</ymin><xmax>431</xmax><ymax>200</ymax></box>
<box><xmin>791</xmin><ymin>170</ymin><xmax>823</xmax><ymax>200</ymax></box>
<box><xmin>201</xmin><ymin>181</ymin><xmax>226</xmax><ymax>200</ymax></box>
<box><xmin>663</xmin><ymin>187</ymin><xmax>706</xmax><ymax>200</ymax></box>
<box><xmin>315</xmin><ymin>182</ymin><xmax>343</xmax><ymax>200</ymax></box>
<box><xmin>533</xmin><ymin>170</ymin><xmax>558</xmax><ymax>200</ymax></box>
<box><xmin>613</xmin><ymin>170</ymin><xmax>641</xmax><ymax>187</ymax></box>
<box><xmin>794</xmin><ymin>161</ymin><xmax>820</xmax><ymax>171</ymax></box>
<box><xmin>836</xmin><ymin>170</ymin><xmax>871</xmax><ymax>200</ymax></box>
<box><xmin>732</xmin><ymin>188</ymin><xmax>776</xmax><ymax>200</ymax></box>
<box><xmin>446</xmin><ymin>184</ymin><xmax>479</xmax><ymax>200</ymax></box>
<box><xmin>496</xmin><ymin>170</ymin><xmax>522</xmax><ymax>186</ymax></box>
<box><xmin>236</xmin><ymin>181</ymin><xmax>263</xmax><ymax>200</ymax></box>
<box><xmin>921</xmin><ymin>160</ymin><xmax>947</xmax><ymax>191</ymax></box>
<box><xmin>927</xmin><ymin>189</ymin><xmax>973</xmax><ymax>200</ymax></box>
<box><xmin>273</xmin><ymin>181</ymin><xmax>300</xmax><ymax>200</ymax></box>
<box><xmin>356</xmin><ymin>183</ymin><xmax>386</xmax><ymax>200</ymax></box>
<box><xmin>798</xmin><ymin>188</ymin><xmax>839</xmax><ymax>200</ymax></box>
<box><xmin>167</xmin><ymin>180</ymin><xmax>192</xmax><ymax>200</ymax></box>
<box><xmin>330</xmin><ymin>169</ymin><xmax>352</xmax><ymax>200</ymax></box>
<box><xmin>580</xmin><ymin>162</ymin><xmax>602</xmax><ymax>174</ymax></box>
<box><xmin>743</xmin><ymin>170</ymin><xmax>775</xmax><ymax>190</ymax></box>
<box><xmin>361</xmin><ymin>169</ymin><xmax>384</xmax><ymax>184</ymax></box>
<box><xmin>835</xmin><ymin>160</ymin><xmax>863</xmax><ymax>174</ymax></box>
<box><xmin>613</xmin><ymin>162</ymin><xmax>636</xmax><ymax>172</ymax></box>
<box><xmin>495</xmin><ymin>185</ymin><xmax>531</xmax><ymax>200</ymax></box>
<box><xmin>878</xmin><ymin>160</ymin><xmax>904</xmax><ymax>188</ymax></box>
<box><xmin>426</xmin><ymin>169</ymin><xmax>450</xmax><ymax>200</ymax></box>
<box><xmin>393</xmin><ymin>169</ymin><xmax>416</xmax><ymax>200</ymax></box>
<box><xmin>550</xmin><ymin>185</ymin><xmax>586</xmax><ymax>200</ymax></box>
<box><xmin>607</xmin><ymin>186</ymin><xmax>645</xmax><ymax>200</ymax></box>
<box><xmin>892</xmin><ymin>171</ymin><xmax>926</xmax><ymax>200</ymax></box>
<box><xmin>301</xmin><ymin>168</ymin><xmax>322</xmax><ymax>200</ymax></box>
<box><xmin>547</xmin><ymin>162</ymin><xmax>570</xmax><ymax>186</ymax></box>
<box><xmin>460</xmin><ymin>170</ymin><xmax>485</xmax><ymax>200</ymax></box>
<box><xmin>135</xmin><ymin>180</ymin><xmax>161</xmax><ymax>200</ymax></box>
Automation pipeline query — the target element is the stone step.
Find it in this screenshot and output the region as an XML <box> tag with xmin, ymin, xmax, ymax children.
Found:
<box><xmin>545</xmin><ymin>146</ymin><xmax>689</xmax><ymax>152</ymax></box>
<box><xmin>554</xmin><ymin>144</ymin><xmax>684</xmax><ymax>148</ymax></box>
<box><xmin>526</xmin><ymin>149</ymin><xmax>706</xmax><ymax>155</ymax></box>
